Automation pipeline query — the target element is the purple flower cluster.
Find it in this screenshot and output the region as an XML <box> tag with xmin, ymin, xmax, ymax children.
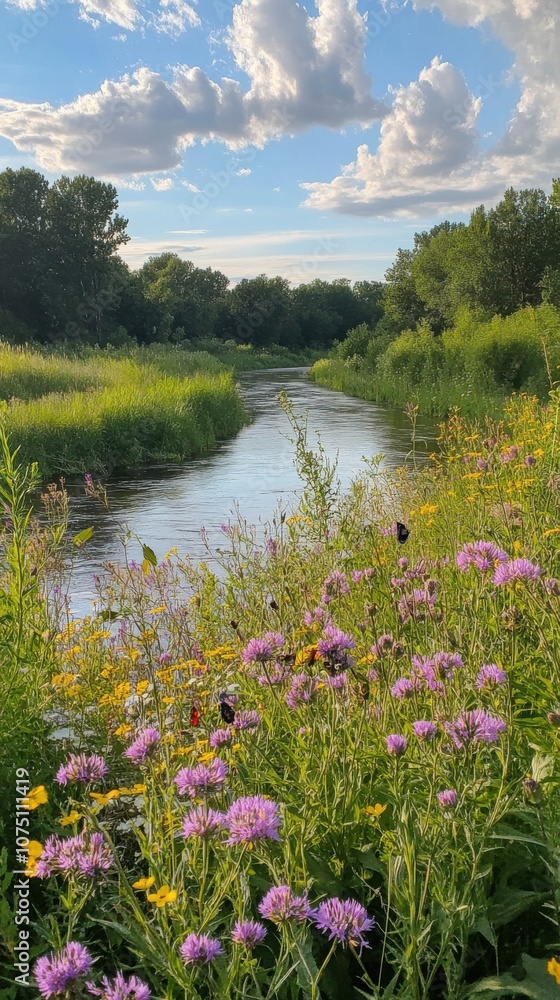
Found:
<box><xmin>437</xmin><ymin>789</ymin><xmax>458</xmax><ymax>810</ymax></box>
<box><xmin>371</xmin><ymin>634</ymin><xmax>404</xmax><ymax>659</ymax></box>
<box><xmin>209</xmin><ymin>727</ymin><xmax>233</xmax><ymax>749</ymax></box>
<box><xmin>224</xmin><ymin>795</ymin><xmax>281</xmax><ymax>845</ymax></box>
<box><xmin>398</xmin><ymin>585</ymin><xmax>438</xmax><ymax>624</ymax></box>
<box><xmin>234</xmin><ymin>710</ymin><xmax>261</xmax><ymax>731</ymax></box>
<box><xmin>35</xmin><ymin>943</ymin><xmax>93</xmax><ymax>998</ymax></box>
<box><xmin>286</xmin><ymin>673</ymin><xmax>317</xmax><ymax>709</ymax></box>
<box><xmin>411</xmin><ymin>651</ymin><xmax>463</xmax><ymax>692</ymax></box>
<box><xmin>180</xmin><ymin>934</ymin><xmax>224</xmax><ymax>965</ymax></box>
<box><xmin>55</xmin><ymin>754</ymin><xmax>108</xmax><ymax>787</ymax></box>
<box><xmin>86</xmin><ymin>972</ymin><xmax>151</xmax><ymax>1000</ymax></box>
<box><xmin>325</xmin><ymin>672</ymin><xmax>348</xmax><ymax>689</ymax></box>
<box><xmin>242</xmin><ymin>632</ymin><xmax>285</xmax><ymax>664</ymax></box>
<box><xmin>493</xmin><ymin>558</ymin><xmax>541</xmax><ymax>586</ymax></box>
<box><xmin>124</xmin><ymin>728</ymin><xmax>161</xmax><ymax>765</ymax></box>
<box><xmin>257</xmin><ymin>663</ymin><xmax>292</xmax><ymax>686</ymax></box>
<box><xmin>321</xmin><ymin>570</ymin><xmax>350</xmax><ymax>603</ymax></box>
<box><xmin>456</xmin><ymin>541</ymin><xmax>508</xmax><ymax>573</ymax></box>
<box><xmin>175</xmin><ymin>758</ymin><xmax>228</xmax><ymax>798</ymax></box>
<box><xmin>445</xmin><ymin>710</ymin><xmax>506</xmax><ymax>749</ymax></box>
<box><xmin>386</xmin><ymin>734</ymin><xmax>408</xmax><ymax>756</ymax></box>
<box><xmin>317</xmin><ymin>625</ymin><xmax>356</xmax><ymax>672</ymax></box>
<box><xmin>303</xmin><ymin>606</ymin><xmax>329</xmax><ymax>627</ymax></box>
<box><xmin>351</xmin><ymin>568</ymin><xmax>375</xmax><ymax>584</ymax></box>
<box><xmin>391</xmin><ymin>677</ymin><xmax>422</xmax><ymax>699</ymax></box>
<box><xmin>311</xmin><ymin>898</ymin><xmax>375</xmax><ymax>949</ymax></box>
<box><xmin>181</xmin><ymin>806</ymin><xmax>225</xmax><ymax>840</ymax></box>
<box><xmin>258</xmin><ymin>885</ymin><xmax>311</xmax><ymax>923</ymax></box>
<box><xmin>412</xmin><ymin>720</ymin><xmax>437</xmax><ymax>740</ymax></box>
<box><xmin>476</xmin><ymin>664</ymin><xmax>507</xmax><ymax>689</ymax></box>
<box><xmin>500</xmin><ymin>445</ymin><xmax>518</xmax><ymax>464</ymax></box>
<box><xmin>231</xmin><ymin>920</ymin><xmax>267</xmax><ymax>948</ymax></box>
<box><xmin>37</xmin><ymin>832</ymin><xmax>113</xmax><ymax>879</ymax></box>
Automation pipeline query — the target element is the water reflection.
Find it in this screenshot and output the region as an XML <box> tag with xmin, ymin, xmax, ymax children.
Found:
<box><xmin>64</xmin><ymin>368</ymin><xmax>437</xmax><ymax>612</ymax></box>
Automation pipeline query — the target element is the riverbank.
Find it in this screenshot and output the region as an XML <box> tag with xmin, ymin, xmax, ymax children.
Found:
<box><xmin>0</xmin><ymin>344</ymin><xmax>248</xmax><ymax>477</ymax></box>
<box><xmin>310</xmin><ymin>304</ymin><xmax>560</xmax><ymax>418</ymax></box>
<box><xmin>3</xmin><ymin>391</ymin><xmax>560</xmax><ymax>998</ymax></box>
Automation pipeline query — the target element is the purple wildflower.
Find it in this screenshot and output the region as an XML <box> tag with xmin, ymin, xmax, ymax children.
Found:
<box><xmin>286</xmin><ymin>673</ymin><xmax>317</xmax><ymax>709</ymax></box>
<box><xmin>234</xmin><ymin>710</ymin><xmax>261</xmax><ymax>731</ymax></box>
<box><xmin>209</xmin><ymin>728</ymin><xmax>233</xmax><ymax>749</ymax></box>
<box><xmin>124</xmin><ymin>729</ymin><xmax>160</xmax><ymax>765</ymax></box>
<box><xmin>158</xmin><ymin>652</ymin><xmax>172</xmax><ymax>666</ymax></box>
<box><xmin>224</xmin><ymin>795</ymin><xmax>281</xmax><ymax>845</ymax></box>
<box><xmin>493</xmin><ymin>558</ymin><xmax>541</xmax><ymax>586</ymax></box>
<box><xmin>477</xmin><ymin>459</ymin><xmax>488</xmax><ymax>471</ymax></box>
<box><xmin>242</xmin><ymin>633</ymin><xmax>284</xmax><ymax>664</ymax></box>
<box><xmin>351</xmin><ymin>568</ymin><xmax>375</xmax><ymax>584</ymax></box>
<box><xmin>258</xmin><ymin>885</ymin><xmax>311</xmax><ymax>924</ymax></box>
<box><xmin>445</xmin><ymin>710</ymin><xmax>506</xmax><ymax>749</ymax></box>
<box><xmin>55</xmin><ymin>754</ymin><xmax>108</xmax><ymax>787</ymax></box>
<box><xmin>231</xmin><ymin>920</ymin><xmax>267</xmax><ymax>948</ymax></box>
<box><xmin>35</xmin><ymin>943</ymin><xmax>93</xmax><ymax>998</ymax></box>
<box><xmin>303</xmin><ymin>607</ymin><xmax>328</xmax><ymax>627</ymax></box>
<box><xmin>476</xmin><ymin>664</ymin><xmax>507</xmax><ymax>689</ymax></box>
<box><xmin>36</xmin><ymin>832</ymin><xmax>112</xmax><ymax>879</ymax></box>
<box><xmin>545</xmin><ymin>578</ymin><xmax>560</xmax><ymax>596</ymax></box>
<box><xmin>413</xmin><ymin>720</ymin><xmax>437</xmax><ymax>740</ymax></box>
<box><xmin>175</xmin><ymin>758</ymin><xmax>228</xmax><ymax>798</ymax></box>
<box><xmin>398</xmin><ymin>557</ymin><xmax>409</xmax><ymax>569</ymax></box>
<box><xmin>317</xmin><ymin>625</ymin><xmax>356</xmax><ymax>672</ymax></box>
<box><xmin>77</xmin><ymin>833</ymin><xmax>115</xmax><ymax>877</ymax></box>
<box><xmin>321</xmin><ymin>570</ymin><xmax>350</xmax><ymax>604</ymax></box>
<box><xmin>312</xmin><ymin>898</ymin><xmax>375</xmax><ymax>950</ymax></box>
<box><xmin>180</xmin><ymin>934</ymin><xmax>224</xmax><ymax>965</ymax></box>
<box><xmin>456</xmin><ymin>541</ymin><xmax>508</xmax><ymax>573</ymax></box>
<box><xmin>266</xmin><ymin>538</ymin><xmax>277</xmax><ymax>555</ymax></box>
<box><xmin>412</xmin><ymin>651</ymin><xmax>463</xmax><ymax>692</ymax></box>
<box><xmin>525</xmin><ymin>455</ymin><xmax>536</xmax><ymax>466</ymax></box>
<box><xmin>86</xmin><ymin>973</ymin><xmax>150</xmax><ymax>1000</ymax></box>
<box><xmin>381</xmin><ymin>522</ymin><xmax>399</xmax><ymax>537</ymax></box>
<box><xmin>386</xmin><ymin>734</ymin><xmax>408</xmax><ymax>756</ymax></box>
<box><xmin>257</xmin><ymin>663</ymin><xmax>292</xmax><ymax>686</ymax></box>
<box><xmin>437</xmin><ymin>789</ymin><xmax>458</xmax><ymax>810</ymax></box>
<box><xmin>391</xmin><ymin>677</ymin><xmax>421</xmax><ymax>699</ymax></box>
<box><xmin>367</xmin><ymin>667</ymin><xmax>379</xmax><ymax>683</ymax></box>
<box><xmin>325</xmin><ymin>672</ymin><xmax>348</xmax><ymax>689</ymax></box>
<box><xmin>181</xmin><ymin>806</ymin><xmax>225</xmax><ymax>839</ymax></box>
<box><xmin>398</xmin><ymin>586</ymin><xmax>438</xmax><ymax>624</ymax></box>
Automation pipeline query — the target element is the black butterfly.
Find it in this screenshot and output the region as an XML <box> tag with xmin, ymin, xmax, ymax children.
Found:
<box><xmin>396</xmin><ymin>522</ymin><xmax>410</xmax><ymax>544</ymax></box>
<box><xmin>219</xmin><ymin>700</ymin><xmax>236</xmax><ymax>724</ymax></box>
<box><xmin>278</xmin><ymin>652</ymin><xmax>296</xmax><ymax>668</ymax></box>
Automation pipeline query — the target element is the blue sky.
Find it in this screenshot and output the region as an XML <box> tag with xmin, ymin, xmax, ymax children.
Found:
<box><xmin>0</xmin><ymin>0</ymin><xmax>553</xmax><ymax>284</ymax></box>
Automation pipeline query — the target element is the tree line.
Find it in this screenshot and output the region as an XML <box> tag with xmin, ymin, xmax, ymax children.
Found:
<box><xmin>0</xmin><ymin>167</ymin><xmax>384</xmax><ymax>350</ymax></box>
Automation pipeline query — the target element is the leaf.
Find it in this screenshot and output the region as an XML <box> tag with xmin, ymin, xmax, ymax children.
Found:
<box><xmin>469</xmin><ymin>954</ymin><xmax>560</xmax><ymax>999</ymax></box>
<box><xmin>72</xmin><ymin>526</ymin><xmax>94</xmax><ymax>547</ymax></box>
<box><xmin>100</xmin><ymin>609</ymin><xmax>120</xmax><ymax>622</ymax></box>
<box><xmin>142</xmin><ymin>544</ymin><xmax>157</xmax><ymax>567</ymax></box>
<box><xmin>490</xmin><ymin>889</ymin><xmax>549</xmax><ymax>929</ymax></box>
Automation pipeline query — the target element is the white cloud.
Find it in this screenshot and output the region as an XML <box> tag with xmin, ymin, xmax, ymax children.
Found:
<box><xmin>302</xmin><ymin>0</ymin><xmax>560</xmax><ymax>217</ymax></box>
<box><xmin>151</xmin><ymin>175</ymin><xmax>174</xmax><ymax>190</ymax></box>
<box><xmin>236</xmin><ymin>167</ymin><xmax>251</xmax><ymax>176</ymax></box>
<box><xmin>0</xmin><ymin>0</ymin><xmax>386</xmax><ymax>176</ymax></box>
<box><xmin>4</xmin><ymin>0</ymin><xmax>199</xmax><ymax>32</ymax></box>
<box><xmin>153</xmin><ymin>0</ymin><xmax>199</xmax><ymax>37</ymax></box>
<box><xmin>181</xmin><ymin>180</ymin><xmax>201</xmax><ymax>191</ymax></box>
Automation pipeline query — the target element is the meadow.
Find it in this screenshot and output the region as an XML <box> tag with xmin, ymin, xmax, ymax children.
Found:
<box><xmin>0</xmin><ymin>344</ymin><xmax>248</xmax><ymax>478</ymax></box>
<box><xmin>1</xmin><ymin>389</ymin><xmax>560</xmax><ymax>999</ymax></box>
<box><xmin>310</xmin><ymin>305</ymin><xmax>560</xmax><ymax>418</ymax></box>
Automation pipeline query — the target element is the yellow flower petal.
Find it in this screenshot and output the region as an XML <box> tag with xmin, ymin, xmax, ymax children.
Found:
<box><xmin>59</xmin><ymin>810</ymin><xmax>82</xmax><ymax>827</ymax></box>
<box><xmin>133</xmin><ymin>876</ymin><xmax>155</xmax><ymax>890</ymax></box>
<box><xmin>21</xmin><ymin>786</ymin><xmax>48</xmax><ymax>810</ymax></box>
<box><xmin>26</xmin><ymin>840</ymin><xmax>43</xmax><ymax>858</ymax></box>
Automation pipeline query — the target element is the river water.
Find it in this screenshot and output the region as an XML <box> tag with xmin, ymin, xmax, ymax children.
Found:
<box><xmin>64</xmin><ymin>368</ymin><xmax>437</xmax><ymax>613</ymax></box>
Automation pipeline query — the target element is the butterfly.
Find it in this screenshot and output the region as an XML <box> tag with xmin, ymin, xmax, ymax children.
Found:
<box><xmin>396</xmin><ymin>522</ymin><xmax>410</xmax><ymax>544</ymax></box>
<box><xmin>190</xmin><ymin>705</ymin><xmax>201</xmax><ymax>727</ymax></box>
<box><xmin>278</xmin><ymin>652</ymin><xmax>296</xmax><ymax>668</ymax></box>
<box><xmin>219</xmin><ymin>700</ymin><xmax>236</xmax><ymax>725</ymax></box>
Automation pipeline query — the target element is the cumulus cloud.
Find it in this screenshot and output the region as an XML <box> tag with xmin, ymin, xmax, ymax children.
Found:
<box><xmin>0</xmin><ymin>0</ymin><xmax>385</xmax><ymax>176</ymax></box>
<box><xmin>236</xmin><ymin>167</ymin><xmax>251</xmax><ymax>176</ymax></box>
<box><xmin>151</xmin><ymin>176</ymin><xmax>174</xmax><ymax>190</ymax></box>
<box><xmin>4</xmin><ymin>0</ymin><xmax>199</xmax><ymax>31</ymax></box>
<box><xmin>153</xmin><ymin>0</ymin><xmax>200</xmax><ymax>37</ymax></box>
<box><xmin>303</xmin><ymin>0</ymin><xmax>560</xmax><ymax>217</ymax></box>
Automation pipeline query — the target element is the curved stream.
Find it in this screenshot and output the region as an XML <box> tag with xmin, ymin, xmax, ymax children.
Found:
<box><xmin>64</xmin><ymin>368</ymin><xmax>437</xmax><ymax>613</ymax></box>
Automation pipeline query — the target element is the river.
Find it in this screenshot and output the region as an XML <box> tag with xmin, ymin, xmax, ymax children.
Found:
<box><xmin>63</xmin><ymin>368</ymin><xmax>437</xmax><ymax>614</ymax></box>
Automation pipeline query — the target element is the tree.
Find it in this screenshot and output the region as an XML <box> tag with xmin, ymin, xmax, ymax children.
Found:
<box><xmin>139</xmin><ymin>254</ymin><xmax>229</xmax><ymax>340</ymax></box>
<box><xmin>228</xmin><ymin>275</ymin><xmax>294</xmax><ymax>348</ymax></box>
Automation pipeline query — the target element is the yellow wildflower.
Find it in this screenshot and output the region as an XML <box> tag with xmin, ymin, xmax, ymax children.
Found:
<box><xmin>547</xmin><ymin>958</ymin><xmax>560</xmax><ymax>985</ymax></box>
<box><xmin>24</xmin><ymin>858</ymin><xmax>39</xmax><ymax>877</ymax></box>
<box><xmin>544</xmin><ymin>528</ymin><xmax>560</xmax><ymax>537</ymax></box>
<box><xmin>21</xmin><ymin>786</ymin><xmax>48</xmax><ymax>810</ymax></box>
<box><xmin>365</xmin><ymin>804</ymin><xmax>387</xmax><ymax>818</ymax></box>
<box><xmin>114</xmin><ymin>724</ymin><xmax>132</xmax><ymax>737</ymax></box>
<box><xmin>90</xmin><ymin>790</ymin><xmax>120</xmax><ymax>807</ymax></box>
<box><xmin>133</xmin><ymin>876</ymin><xmax>155</xmax><ymax>890</ymax></box>
<box><xmin>147</xmin><ymin>885</ymin><xmax>177</xmax><ymax>907</ymax></box>
<box><xmin>59</xmin><ymin>810</ymin><xmax>82</xmax><ymax>827</ymax></box>
<box><xmin>26</xmin><ymin>840</ymin><xmax>43</xmax><ymax>859</ymax></box>
<box><xmin>118</xmin><ymin>784</ymin><xmax>146</xmax><ymax>795</ymax></box>
<box><xmin>198</xmin><ymin>751</ymin><xmax>216</xmax><ymax>763</ymax></box>
<box><xmin>136</xmin><ymin>680</ymin><xmax>149</xmax><ymax>695</ymax></box>
<box><xmin>149</xmin><ymin>606</ymin><xmax>167</xmax><ymax>614</ymax></box>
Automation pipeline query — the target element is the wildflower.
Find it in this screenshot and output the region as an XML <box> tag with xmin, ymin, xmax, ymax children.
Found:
<box><xmin>477</xmin><ymin>459</ymin><xmax>488</xmax><ymax>471</ymax></box>
<box><xmin>86</xmin><ymin>972</ymin><xmax>150</xmax><ymax>1000</ymax></box>
<box><xmin>311</xmin><ymin>898</ymin><xmax>375</xmax><ymax>949</ymax></box>
<box><xmin>231</xmin><ymin>920</ymin><xmax>267</xmax><ymax>948</ymax></box>
<box><xmin>437</xmin><ymin>789</ymin><xmax>458</xmax><ymax>810</ymax></box>
<box><xmin>35</xmin><ymin>943</ymin><xmax>93</xmax><ymax>998</ymax></box>
<box><xmin>175</xmin><ymin>758</ymin><xmax>228</xmax><ymax>798</ymax></box>
<box><xmin>59</xmin><ymin>810</ymin><xmax>82</xmax><ymax>827</ymax></box>
<box><xmin>209</xmin><ymin>727</ymin><xmax>233</xmax><ymax>748</ymax></box>
<box><xmin>325</xmin><ymin>672</ymin><xmax>348</xmax><ymax>689</ymax></box>
<box><xmin>234</xmin><ymin>710</ymin><xmax>261</xmax><ymax>731</ymax></box>
<box><xmin>266</xmin><ymin>538</ymin><xmax>277</xmax><ymax>555</ymax></box>
<box><xmin>456</xmin><ymin>541</ymin><xmax>508</xmax><ymax>573</ymax></box>
<box><xmin>21</xmin><ymin>785</ymin><xmax>48</xmax><ymax>810</ymax></box>
<box><xmin>258</xmin><ymin>885</ymin><xmax>311</xmax><ymax>924</ymax></box>
<box><xmin>413</xmin><ymin>720</ymin><xmax>437</xmax><ymax>740</ymax></box>
<box><xmin>180</xmin><ymin>934</ymin><xmax>224</xmax><ymax>965</ymax></box>
<box><xmin>146</xmin><ymin>885</ymin><xmax>177</xmax><ymax>907</ymax></box>
<box><xmin>242</xmin><ymin>633</ymin><xmax>284</xmax><ymax>664</ymax></box>
<box><xmin>77</xmin><ymin>833</ymin><xmax>115</xmax><ymax>877</ymax></box>
<box><xmin>36</xmin><ymin>832</ymin><xmax>113</xmax><ymax>879</ymax></box>
<box><xmin>303</xmin><ymin>607</ymin><xmax>328</xmax><ymax>627</ymax></box>
<box><xmin>321</xmin><ymin>570</ymin><xmax>350</xmax><ymax>603</ymax></box>
<box><xmin>257</xmin><ymin>663</ymin><xmax>292</xmax><ymax>686</ymax></box>
<box><xmin>364</xmin><ymin>804</ymin><xmax>387</xmax><ymax>818</ymax></box>
<box><xmin>55</xmin><ymin>754</ymin><xmax>108</xmax><ymax>787</ymax></box>
<box><xmin>386</xmin><ymin>734</ymin><xmax>407</xmax><ymax>756</ymax></box>
<box><xmin>398</xmin><ymin>557</ymin><xmax>408</xmax><ymax>569</ymax></box>
<box><xmin>476</xmin><ymin>664</ymin><xmax>507</xmax><ymax>689</ymax></box>
<box><xmin>225</xmin><ymin>795</ymin><xmax>281</xmax><ymax>846</ymax></box>
<box><xmin>286</xmin><ymin>673</ymin><xmax>317</xmax><ymax>709</ymax></box>
<box><xmin>412</xmin><ymin>651</ymin><xmax>463</xmax><ymax>691</ymax></box>
<box><xmin>182</xmin><ymin>806</ymin><xmax>225</xmax><ymax>839</ymax></box>
<box><xmin>548</xmin><ymin>958</ymin><xmax>560</xmax><ymax>985</ymax></box>
<box><xmin>351</xmin><ymin>568</ymin><xmax>375</xmax><ymax>584</ymax></box>
<box><xmin>398</xmin><ymin>586</ymin><xmax>438</xmax><ymax>624</ymax></box>
<box><xmin>371</xmin><ymin>634</ymin><xmax>403</xmax><ymax>659</ymax></box>
<box><xmin>544</xmin><ymin>578</ymin><xmax>560</xmax><ymax>596</ymax></box>
<box><xmin>493</xmin><ymin>558</ymin><xmax>541</xmax><ymax>586</ymax></box>
<box><xmin>124</xmin><ymin>729</ymin><xmax>160</xmax><ymax>765</ymax></box>
<box><xmin>132</xmin><ymin>876</ymin><xmax>155</xmax><ymax>890</ymax></box>
<box><xmin>445</xmin><ymin>710</ymin><xmax>506</xmax><ymax>749</ymax></box>
<box><xmin>391</xmin><ymin>677</ymin><xmax>421</xmax><ymax>699</ymax></box>
<box><xmin>525</xmin><ymin>455</ymin><xmax>536</xmax><ymax>466</ymax></box>
<box><xmin>317</xmin><ymin>625</ymin><xmax>356</xmax><ymax>672</ymax></box>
